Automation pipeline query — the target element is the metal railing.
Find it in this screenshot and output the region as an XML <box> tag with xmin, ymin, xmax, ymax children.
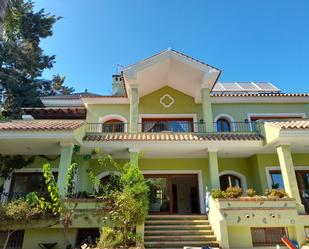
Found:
<box><xmin>0</xmin><ymin>192</ymin><xmax>97</xmax><ymax>203</ymax></box>
<box><xmin>86</xmin><ymin>121</ymin><xmax>259</xmax><ymax>134</ymax></box>
<box><xmin>0</xmin><ymin>192</ymin><xmax>28</xmax><ymax>203</ymax></box>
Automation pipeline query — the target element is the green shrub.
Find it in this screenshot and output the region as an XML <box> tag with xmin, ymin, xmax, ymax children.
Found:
<box><xmin>226</xmin><ymin>187</ymin><xmax>243</xmax><ymax>198</ymax></box>
<box><xmin>246</xmin><ymin>188</ymin><xmax>257</xmax><ymax>197</ymax></box>
<box><xmin>95</xmin><ymin>153</ymin><xmax>149</xmax><ymax>248</ymax></box>
<box><xmin>211</xmin><ymin>188</ymin><xmax>227</xmax><ymax>199</ymax></box>
<box><xmin>97</xmin><ymin>226</ymin><xmax>123</xmax><ymax>248</ymax></box>
<box><xmin>4</xmin><ymin>199</ymin><xmax>43</xmax><ymax>221</ymax></box>
<box><xmin>265</xmin><ymin>189</ymin><xmax>288</xmax><ymax>198</ymax></box>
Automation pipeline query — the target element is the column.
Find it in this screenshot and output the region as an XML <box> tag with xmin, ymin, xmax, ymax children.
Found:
<box><xmin>201</xmin><ymin>87</ymin><xmax>214</xmax><ymax>132</ymax></box>
<box><xmin>77</xmin><ymin>160</ymin><xmax>91</xmax><ymax>193</ymax></box>
<box><xmin>129</xmin><ymin>86</ymin><xmax>139</xmax><ymax>133</ymax></box>
<box><xmin>57</xmin><ymin>143</ymin><xmax>74</xmax><ymax>196</ymax></box>
<box><xmin>129</xmin><ymin>148</ymin><xmax>140</xmax><ymax>166</ymax></box>
<box><xmin>208</xmin><ymin>149</ymin><xmax>220</xmax><ymax>189</ymax></box>
<box><xmin>276</xmin><ymin>144</ymin><xmax>305</xmax><ymax>213</ymax></box>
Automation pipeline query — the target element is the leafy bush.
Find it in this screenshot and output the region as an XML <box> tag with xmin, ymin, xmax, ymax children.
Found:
<box><xmin>94</xmin><ymin>152</ymin><xmax>149</xmax><ymax>248</ymax></box>
<box><xmin>4</xmin><ymin>199</ymin><xmax>44</xmax><ymax>221</ymax></box>
<box><xmin>226</xmin><ymin>187</ymin><xmax>243</xmax><ymax>198</ymax></box>
<box><xmin>265</xmin><ymin>189</ymin><xmax>288</xmax><ymax>198</ymax></box>
<box><xmin>97</xmin><ymin>226</ymin><xmax>124</xmax><ymax>248</ymax></box>
<box><xmin>246</xmin><ymin>188</ymin><xmax>257</xmax><ymax>197</ymax></box>
<box><xmin>211</xmin><ymin>188</ymin><xmax>227</xmax><ymax>199</ymax></box>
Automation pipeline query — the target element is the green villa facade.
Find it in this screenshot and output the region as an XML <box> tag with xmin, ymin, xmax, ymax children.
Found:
<box><xmin>1</xmin><ymin>49</ymin><xmax>309</xmax><ymax>248</ymax></box>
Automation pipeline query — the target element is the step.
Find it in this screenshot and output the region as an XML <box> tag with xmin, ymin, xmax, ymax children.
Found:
<box><xmin>145</xmin><ymin>225</ymin><xmax>212</xmax><ymax>231</ymax></box>
<box><xmin>148</xmin><ymin>248</ymin><xmax>220</xmax><ymax>249</ymax></box>
<box><xmin>147</xmin><ymin>215</ymin><xmax>207</xmax><ymax>220</ymax></box>
<box><xmin>145</xmin><ymin>220</ymin><xmax>209</xmax><ymax>225</ymax></box>
<box><xmin>145</xmin><ymin>235</ymin><xmax>217</xmax><ymax>241</ymax></box>
<box><xmin>145</xmin><ymin>230</ymin><xmax>214</xmax><ymax>236</ymax></box>
<box><xmin>144</xmin><ymin>240</ymin><xmax>220</xmax><ymax>248</ymax></box>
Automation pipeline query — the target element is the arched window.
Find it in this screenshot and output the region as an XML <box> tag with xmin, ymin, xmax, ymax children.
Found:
<box><xmin>216</xmin><ymin>118</ymin><xmax>231</xmax><ymax>132</ymax></box>
<box><xmin>98</xmin><ymin>173</ymin><xmax>121</xmax><ymax>194</ymax></box>
<box><xmin>102</xmin><ymin>119</ymin><xmax>124</xmax><ymax>132</ymax></box>
<box><xmin>220</xmin><ymin>174</ymin><xmax>242</xmax><ymax>190</ymax></box>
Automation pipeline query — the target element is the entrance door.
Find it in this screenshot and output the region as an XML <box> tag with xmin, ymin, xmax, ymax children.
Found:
<box><xmin>145</xmin><ymin>174</ymin><xmax>200</xmax><ymax>214</ymax></box>
<box><xmin>146</xmin><ymin>176</ymin><xmax>170</xmax><ymax>214</ymax></box>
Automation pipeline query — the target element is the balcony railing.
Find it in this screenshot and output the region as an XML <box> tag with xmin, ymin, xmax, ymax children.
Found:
<box><xmin>0</xmin><ymin>192</ymin><xmax>28</xmax><ymax>203</ymax></box>
<box><xmin>86</xmin><ymin>121</ymin><xmax>259</xmax><ymax>134</ymax></box>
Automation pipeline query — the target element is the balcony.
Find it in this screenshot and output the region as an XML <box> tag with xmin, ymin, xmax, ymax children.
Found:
<box><xmin>86</xmin><ymin>121</ymin><xmax>260</xmax><ymax>134</ymax></box>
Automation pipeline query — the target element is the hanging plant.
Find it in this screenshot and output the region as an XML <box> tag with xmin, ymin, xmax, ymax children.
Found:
<box><xmin>0</xmin><ymin>155</ymin><xmax>35</xmax><ymax>179</ymax></box>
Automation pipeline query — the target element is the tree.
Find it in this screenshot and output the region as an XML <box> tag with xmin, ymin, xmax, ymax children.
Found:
<box><xmin>0</xmin><ymin>0</ymin><xmax>9</xmax><ymax>35</ymax></box>
<box><xmin>40</xmin><ymin>74</ymin><xmax>74</xmax><ymax>97</ymax></box>
<box><xmin>0</xmin><ymin>0</ymin><xmax>74</xmax><ymax>118</ymax></box>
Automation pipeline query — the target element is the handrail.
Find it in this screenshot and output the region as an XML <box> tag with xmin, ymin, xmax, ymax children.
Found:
<box><xmin>86</xmin><ymin>121</ymin><xmax>259</xmax><ymax>134</ymax></box>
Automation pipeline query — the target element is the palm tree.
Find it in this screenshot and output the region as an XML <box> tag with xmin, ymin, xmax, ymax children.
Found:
<box><xmin>0</xmin><ymin>0</ymin><xmax>9</xmax><ymax>35</ymax></box>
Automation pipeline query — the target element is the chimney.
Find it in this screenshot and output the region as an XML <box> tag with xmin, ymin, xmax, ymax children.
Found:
<box><xmin>112</xmin><ymin>75</ymin><xmax>125</xmax><ymax>96</ymax></box>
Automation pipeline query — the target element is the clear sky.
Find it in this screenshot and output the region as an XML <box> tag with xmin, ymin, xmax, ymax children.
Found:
<box><xmin>34</xmin><ymin>0</ymin><xmax>309</xmax><ymax>95</ymax></box>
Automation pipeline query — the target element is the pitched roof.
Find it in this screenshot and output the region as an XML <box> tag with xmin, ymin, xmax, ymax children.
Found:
<box><xmin>123</xmin><ymin>48</ymin><xmax>221</xmax><ymax>72</ymax></box>
<box><xmin>264</xmin><ymin>120</ymin><xmax>309</xmax><ymax>130</ymax></box>
<box><xmin>0</xmin><ymin>120</ymin><xmax>85</xmax><ymax>131</ymax></box>
<box><xmin>84</xmin><ymin>133</ymin><xmax>263</xmax><ymax>142</ymax></box>
<box><xmin>41</xmin><ymin>92</ymin><xmax>102</xmax><ymax>100</ymax></box>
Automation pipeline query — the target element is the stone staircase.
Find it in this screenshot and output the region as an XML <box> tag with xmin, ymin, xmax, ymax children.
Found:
<box><xmin>144</xmin><ymin>215</ymin><xmax>220</xmax><ymax>249</ymax></box>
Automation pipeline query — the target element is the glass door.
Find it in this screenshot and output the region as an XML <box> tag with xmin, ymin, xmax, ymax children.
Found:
<box><xmin>296</xmin><ymin>171</ymin><xmax>309</xmax><ymax>213</ymax></box>
<box><xmin>146</xmin><ymin>176</ymin><xmax>171</xmax><ymax>214</ymax></box>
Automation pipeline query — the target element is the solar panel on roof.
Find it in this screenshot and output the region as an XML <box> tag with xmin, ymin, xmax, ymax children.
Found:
<box><xmin>212</xmin><ymin>82</ymin><xmax>280</xmax><ymax>93</ymax></box>
<box><xmin>254</xmin><ymin>82</ymin><xmax>280</xmax><ymax>92</ymax></box>
<box><xmin>212</xmin><ymin>83</ymin><xmax>225</xmax><ymax>91</ymax></box>
<box><xmin>237</xmin><ymin>82</ymin><xmax>259</xmax><ymax>91</ymax></box>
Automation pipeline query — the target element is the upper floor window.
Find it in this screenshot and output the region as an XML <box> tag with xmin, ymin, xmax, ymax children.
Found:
<box><xmin>142</xmin><ymin>118</ymin><xmax>193</xmax><ymax>132</ymax></box>
<box><xmin>216</xmin><ymin>118</ymin><xmax>231</xmax><ymax>132</ymax></box>
<box><xmin>102</xmin><ymin>119</ymin><xmax>125</xmax><ymax>133</ymax></box>
<box><xmin>220</xmin><ymin>174</ymin><xmax>241</xmax><ymax>190</ymax></box>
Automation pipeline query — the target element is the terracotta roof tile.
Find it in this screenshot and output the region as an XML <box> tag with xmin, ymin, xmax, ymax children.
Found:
<box><xmin>0</xmin><ymin>120</ymin><xmax>85</xmax><ymax>131</ymax></box>
<box><xmin>84</xmin><ymin>133</ymin><xmax>263</xmax><ymax>142</ymax></box>
<box><xmin>264</xmin><ymin>120</ymin><xmax>309</xmax><ymax>130</ymax></box>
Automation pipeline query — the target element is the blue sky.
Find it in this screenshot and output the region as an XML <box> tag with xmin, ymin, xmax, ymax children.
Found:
<box><xmin>34</xmin><ymin>1</ymin><xmax>309</xmax><ymax>94</ymax></box>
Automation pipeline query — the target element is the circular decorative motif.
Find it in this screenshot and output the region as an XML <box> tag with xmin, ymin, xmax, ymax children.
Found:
<box><xmin>160</xmin><ymin>94</ymin><xmax>174</xmax><ymax>108</ymax></box>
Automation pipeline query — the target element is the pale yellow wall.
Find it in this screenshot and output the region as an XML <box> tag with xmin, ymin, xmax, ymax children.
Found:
<box><xmin>86</xmin><ymin>104</ymin><xmax>130</xmax><ymax>123</ymax></box>
<box><xmin>227</xmin><ymin>226</ymin><xmax>252</xmax><ymax>248</ymax></box>
<box><xmin>22</xmin><ymin>228</ymin><xmax>77</xmax><ymax>249</ymax></box>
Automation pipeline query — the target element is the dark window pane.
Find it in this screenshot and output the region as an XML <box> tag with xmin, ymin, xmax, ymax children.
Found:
<box><xmin>269</xmin><ymin>171</ymin><xmax>284</xmax><ymax>189</ymax></box>
<box><xmin>220</xmin><ymin>174</ymin><xmax>241</xmax><ymax>191</ymax></box>
<box><xmin>216</xmin><ymin>118</ymin><xmax>231</xmax><ymax>132</ymax></box>
<box><xmin>10</xmin><ymin>172</ymin><xmax>58</xmax><ymax>196</ymax></box>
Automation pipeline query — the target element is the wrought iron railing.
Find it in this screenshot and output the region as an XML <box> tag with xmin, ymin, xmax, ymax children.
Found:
<box><xmin>85</xmin><ymin>121</ymin><xmax>259</xmax><ymax>134</ymax></box>
<box><xmin>0</xmin><ymin>191</ymin><xmax>97</xmax><ymax>203</ymax></box>
<box><xmin>0</xmin><ymin>192</ymin><xmax>28</xmax><ymax>203</ymax></box>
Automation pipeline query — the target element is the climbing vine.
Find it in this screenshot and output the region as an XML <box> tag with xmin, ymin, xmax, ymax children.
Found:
<box><xmin>0</xmin><ymin>155</ymin><xmax>35</xmax><ymax>179</ymax></box>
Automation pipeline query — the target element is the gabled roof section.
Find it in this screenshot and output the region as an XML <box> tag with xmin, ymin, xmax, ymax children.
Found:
<box><xmin>122</xmin><ymin>49</ymin><xmax>221</xmax><ymax>102</ymax></box>
<box><xmin>124</xmin><ymin>49</ymin><xmax>221</xmax><ymax>73</ymax></box>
